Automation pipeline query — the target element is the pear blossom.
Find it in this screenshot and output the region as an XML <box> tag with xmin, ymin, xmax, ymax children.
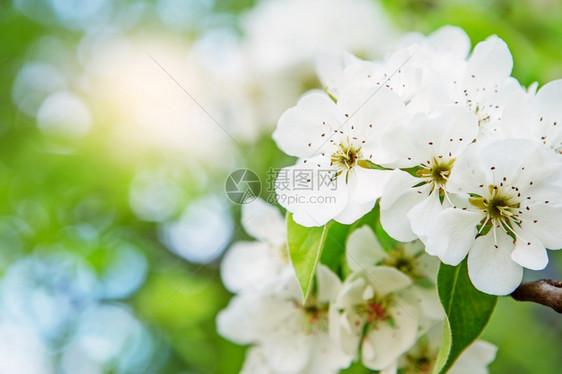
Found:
<box><xmin>331</xmin><ymin>266</ymin><xmax>420</xmax><ymax>370</ymax></box>
<box><xmin>345</xmin><ymin>226</ymin><xmax>442</xmax><ymax>320</ymax></box>
<box><xmin>323</xmin><ymin>28</ymin><xmax>523</xmax><ymax>140</ymax></box>
<box><xmin>378</xmin><ymin>105</ymin><xmax>478</xmax><ymax>242</ymax></box>
<box><xmin>453</xmin><ymin>36</ymin><xmax>522</xmax><ymax>139</ymax></box>
<box><xmin>525</xmin><ymin>80</ymin><xmax>562</xmax><ymax>154</ymax></box>
<box><xmin>409</xmin><ymin>34</ymin><xmax>523</xmax><ymax>140</ymax></box>
<box><xmin>220</xmin><ymin>198</ymin><xmax>289</xmax><ymax>293</ymax></box>
<box><xmin>502</xmin><ymin>79</ymin><xmax>562</xmax><ymax>155</ymax></box>
<box><xmin>217</xmin><ymin>265</ymin><xmax>352</xmax><ymax>374</ymax></box>
<box><xmin>212</xmin><ymin>0</ymin><xmax>398</xmax><ymax>142</ymax></box>
<box><xmin>427</xmin><ymin>139</ymin><xmax>562</xmax><ymax>295</ymax></box>
<box><xmin>380</xmin><ymin>323</ymin><xmax>497</xmax><ymax>374</ymax></box>
<box><xmin>219</xmin><ymin>21</ymin><xmax>562</xmax><ymax>374</ymax></box>
<box><xmin>319</xmin><ymin>25</ymin><xmax>471</xmax><ymax>102</ymax></box>
<box><xmin>398</xmin><ymin>25</ymin><xmax>471</xmax><ymax>60</ymax></box>
<box><xmin>273</xmin><ymin>86</ymin><xmax>406</xmax><ymax>226</ymax></box>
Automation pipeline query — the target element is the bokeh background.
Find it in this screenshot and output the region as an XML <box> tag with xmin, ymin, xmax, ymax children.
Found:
<box><xmin>1</xmin><ymin>0</ymin><xmax>562</xmax><ymax>373</ymax></box>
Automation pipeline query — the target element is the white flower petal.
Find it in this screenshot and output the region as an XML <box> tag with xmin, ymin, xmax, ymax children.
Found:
<box><xmin>460</xmin><ymin>340</ymin><xmax>498</xmax><ymax>366</ymax></box>
<box><xmin>380</xmin><ymin>169</ymin><xmax>419</xmax><ymax>210</ymax></box>
<box><xmin>273</xmin><ymin>92</ymin><xmax>342</xmax><ymax>158</ymax></box>
<box><xmin>304</xmin><ymin>333</ymin><xmax>353</xmax><ymax>374</ymax></box>
<box><xmin>427</xmin><ymin>25</ymin><xmax>471</xmax><ymax>59</ymax></box>
<box><xmin>220</xmin><ymin>241</ymin><xmax>284</xmax><ymax>293</ymax></box>
<box><xmin>500</xmin><ymin>89</ymin><xmax>535</xmax><ymax>139</ymax></box>
<box><xmin>240</xmin><ymin>347</ymin><xmax>275</xmax><ymax>374</ymax></box>
<box><xmin>379</xmin><ymin>361</ymin><xmax>398</xmax><ymax>374</ymax></box>
<box><xmin>408</xmin><ymin>191</ymin><xmax>444</xmax><ymax>244</ymax></box>
<box><xmin>216</xmin><ymin>293</ymin><xmax>262</xmax><ymax>344</ymax></box>
<box><xmin>364</xmin><ymin>266</ymin><xmax>412</xmax><ymax>295</ymax></box>
<box><xmin>262</xmin><ymin>329</ymin><xmax>312</xmax><ymax>374</ymax></box>
<box><xmin>394</xmin><ymin>107</ymin><xmax>477</xmax><ymax>164</ymax></box>
<box><xmin>449</xmin><ymin>340</ymin><xmax>498</xmax><ymax>374</ymax></box>
<box><xmin>447</xmin><ymin>143</ymin><xmax>490</xmax><ymax>195</ymax></box>
<box><xmin>334</xmin><ymin>197</ymin><xmax>375</xmax><ymax>225</ymax></box>
<box><xmin>337</xmin><ymin>85</ymin><xmax>406</xmax><ymax>141</ymax></box>
<box><xmin>415</xmin><ymin>250</ymin><xmax>440</xmax><ymax>283</ymax></box>
<box><xmin>467</xmin><ymin>231</ymin><xmax>523</xmax><ymax>295</ymax></box>
<box><xmin>336</xmin><ymin>276</ymin><xmax>367</xmax><ymax>308</ymax></box>
<box><xmin>349</xmin><ymin>167</ymin><xmax>392</xmax><ymax>204</ymax></box>
<box><xmin>241</xmin><ymin>198</ymin><xmax>286</xmax><ymax>247</ymax></box>
<box><xmin>361</xmin><ymin>301</ymin><xmax>418</xmax><ymax>370</ymax></box>
<box><xmin>427</xmin><ymin>208</ymin><xmax>482</xmax><ymax>265</ymax></box>
<box><xmin>470</xmin><ymin>139</ymin><xmax>538</xmax><ymax>189</ymax></box>
<box><xmin>316</xmin><ymin>264</ymin><xmax>342</xmax><ymax>303</ymax></box>
<box><xmin>407</xmin><ymin>285</ymin><xmax>444</xmax><ymax>321</ymax></box>
<box><xmin>346</xmin><ymin>225</ymin><xmax>387</xmax><ymax>272</ymax></box>
<box><xmin>316</xmin><ymin>50</ymin><xmax>361</xmax><ymax>97</ymax></box>
<box><xmin>362</xmin><ymin>284</ymin><xmax>375</xmax><ymax>300</ymax></box>
<box><xmin>519</xmin><ymin>203</ymin><xmax>562</xmax><ymax>250</ymax></box>
<box><xmin>333</xmin><ymin>309</ymin><xmax>363</xmax><ymax>357</ymax></box>
<box><xmin>276</xmin><ymin>160</ymin><xmax>348</xmax><ymax>227</ymax></box>
<box><xmin>380</xmin><ymin>184</ymin><xmax>425</xmax><ymax>243</ymax></box>
<box><xmin>511</xmin><ymin>228</ymin><xmax>549</xmax><ymax>270</ymax></box>
<box><xmin>466</xmin><ymin>36</ymin><xmax>513</xmax><ymax>85</ymax></box>
<box><xmin>534</xmin><ymin>79</ymin><xmax>562</xmax><ymax>129</ymax></box>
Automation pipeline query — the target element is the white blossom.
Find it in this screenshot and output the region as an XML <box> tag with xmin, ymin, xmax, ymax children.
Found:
<box><xmin>380</xmin><ymin>323</ymin><xmax>497</xmax><ymax>374</ymax></box>
<box><xmin>345</xmin><ymin>226</ymin><xmax>442</xmax><ymax>320</ymax></box>
<box><xmin>220</xmin><ymin>198</ymin><xmax>289</xmax><ymax>294</ymax></box>
<box><xmin>211</xmin><ymin>0</ymin><xmax>398</xmax><ymax>141</ymax></box>
<box><xmin>407</xmin><ymin>34</ymin><xmax>523</xmax><ymax>140</ymax></box>
<box><xmin>320</xmin><ymin>25</ymin><xmax>471</xmax><ymax>102</ymax></box>
<box><xmin>378</xmin><ymin>106</ymin><xmax>478</xmax><ymax>242</ymax></box>
<box><xmin>219</xmin><ymin>21</ymin><xmax>562</xmax><ymax>373</ymax></box>
<box><xmin>502</xmin><ymin>79</ymin><xmax>562</xmax><ymax>155</ymax></box>
<box><xmin>273</xmin><ymin>86</ymin><xmax>405</xmax><ymax>226</ymax></box>
<box><xmin>427</xmin><ymin>139</ymin><xmax>562</xmax><ymax>294</ymax></box>
<box><xmin>217</xmin><ymin>265</ymin><xmax>352</xmax><ymax>374</ymax></box>
<box><xmin>331</xmin><ymin>265</ymin><xmax>420</xmax><ymax>370</ymax></box>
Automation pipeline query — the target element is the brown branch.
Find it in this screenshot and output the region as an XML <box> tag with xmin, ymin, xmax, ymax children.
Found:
<box><xmin>511</xmin><ymin>279</ymin><xmax>562</xmax><ymax>313</ymax></box>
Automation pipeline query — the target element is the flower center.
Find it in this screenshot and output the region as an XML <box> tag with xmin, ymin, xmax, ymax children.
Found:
<box><xmin>404</xmin><ymin>346</ymin><xmax>434</xmax><ymax>374</ymax></box>
<box><xmin>416</xmin><ymin>158</ymin><xmax>455</xmax><ymax>191</ymax></box>
<box><xmin>383</xmin><ymin>246</ymin><xmax>416</xmax><ymax>279</ymax></box>
<box><xmin>475</xmin><ymin>104</ymin><xmax>492</xmax><ymax>126</ymax></box>
<box><xmin>293</xmin><ymin>297</ymin><xmax>329</xmax><ymax>334</ymax></box>
<box><xmin>330</xmin><ymin>142</ymin><xmax>362</xmax><ymax>172</ymax></box>
<box><xmin>356</xmin><ymin>295</ymin><xmax>393</xmax><ymax>325</ymax></box>
<box><xmin>470</xmin><ymin>185</ymin><xmax>520</xmax><ymax>229</ymax></box>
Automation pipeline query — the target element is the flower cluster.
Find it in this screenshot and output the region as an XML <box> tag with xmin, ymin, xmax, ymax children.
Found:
<box><xmin>217</xmin><ymin>25</ymin><xmax>562</xmax><ymax>374</ymax></box>
<box><xmin>217</xmin><ymin>198</ymin><xmax>352</xmax><ymax>373</ymax></box>
<box><xmin>273</xmin><ymin>25</ymin><xmax>562</xmax><ymax>296</ymax></box>
<box><xmin>217</xmin><ymin>199</ymin><xmax>496</xmax><ymax>373</ymax></box>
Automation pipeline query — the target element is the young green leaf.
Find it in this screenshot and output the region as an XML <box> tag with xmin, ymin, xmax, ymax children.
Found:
<box><xmin>320</xmin><ymin>221</ymin><xmax>350</xmax><ymax>276</ymax></box>
<box><xmin>433</xmin><ymin>259</ymin><xmax>497</xmax><ymax>374</ymax></box>
<box><xmin>286</xmin><ymin>213</ymin><xmax>330</xmax><ymax>302</ymax></box>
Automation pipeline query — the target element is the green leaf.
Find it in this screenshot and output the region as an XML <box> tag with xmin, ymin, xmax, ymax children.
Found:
<box><xmin>320</xmin><ymin>222</ymin><xmax>350</xmax><ymax>276</ymax></box>
<box><xmin>433</xmin><ymin>259</ymin><xmax>497</xmax><ymax>374</ymax></box>
<box><xmin>286</xmin><ymin>213</ymin><xmax>330</xmax><ymax>302</ymax></box>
